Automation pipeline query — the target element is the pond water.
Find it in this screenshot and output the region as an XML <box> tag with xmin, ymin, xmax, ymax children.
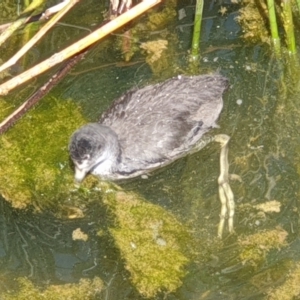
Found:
<box><xmin>0</xmin><ymin>0</ymin><xmax>300</xmax><ymax>299</ymax></box>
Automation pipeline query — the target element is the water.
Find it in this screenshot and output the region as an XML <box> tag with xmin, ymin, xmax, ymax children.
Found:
<box><xmin>0</xmin><ymin>0</ymin><xmax>300</xmax><ymax>299</ymax></box>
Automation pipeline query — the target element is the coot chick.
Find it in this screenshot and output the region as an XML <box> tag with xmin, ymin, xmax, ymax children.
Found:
<box><xmin>69</xmin><ymin>74</ymin><xmax>234</xmax><ymax>237</ymax></box>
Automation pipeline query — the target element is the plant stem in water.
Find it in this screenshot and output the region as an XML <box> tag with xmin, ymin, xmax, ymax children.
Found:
<box><xmin>266</xmin><ymin>0</ymin><xmax>281</xmax><ymax>53</ymax></box>
<box><xmin>190</xmin><ymin>0</ymin><xmax>204</xmax><ymax>62</ymax></box>
<box><xmin>281</xmin><ymin>0</ymin><xmax>296</xmax><ymax>54</ymax></box>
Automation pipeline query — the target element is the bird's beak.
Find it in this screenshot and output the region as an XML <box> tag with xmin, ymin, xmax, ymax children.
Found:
<box><xmin>74</xmin><ymin>167</ymin><xmax>87</xmax><ymax>183</ymax></box>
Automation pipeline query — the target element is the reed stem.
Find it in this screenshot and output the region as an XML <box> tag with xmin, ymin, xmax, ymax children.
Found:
<box><xmin>296</xmin><ymin>0</ymin><xmax>300</xmax><ymax>12</ymax></box>
<box><xmin>190</xmin><ymin>0</ymin><xmax>204</xmax><ymax>62</ymax></box>
<box><xmin>266</xmin><ymin>0</ymin><xmax>281</xmax><ymax>53</ymax></box>
<box><xmin>281</xmin><ymin>0</ymin><xmax>296</xmax><ymax>54</ymax></box>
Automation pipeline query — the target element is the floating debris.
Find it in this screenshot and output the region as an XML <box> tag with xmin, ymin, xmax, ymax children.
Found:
<box><xmin>254</xmin><ymin>200</ymin><xmax>281</xmax><ymax>213</ymax></box>
<box><xmin>72</xmin><ymin>228</ymin><xmax>89</xmax><ymax>241</ymax></box>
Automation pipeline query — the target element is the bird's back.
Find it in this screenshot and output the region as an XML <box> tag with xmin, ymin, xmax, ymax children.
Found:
<box><xmin>99</xmin><ymin>75</ymin><xmax>228</xmax><ymax>173</ymax></box>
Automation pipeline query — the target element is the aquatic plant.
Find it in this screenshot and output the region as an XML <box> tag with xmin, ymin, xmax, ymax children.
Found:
<box><xmin>266</xmin><ymin>0</ymin><xmax>281</xmax><ymax>52</ymax></box>
<box><xmin>281</xmin><ymin>0</ymin><xmax>296</xmax><ymax>54</ymax></box>
<box><xmin>2</xmin><ymin>277</ymin><xmax>103</xmax><ymax>300</ymax></box>
<box><xmin>114</xmin><ymin>0</ymin><xmax>178</xmax><ymax>76</ymax></box>
<box><xmin>236</xmin><ymin>0</ymin><xmax>298</xmax><ymax>54</ymax></box>
<box><xmin>0</xmin><ymin>97</ymin><xmax>86</xmax><ymax>209</ymax></box>
<box><xmin>267</xmin><ymin>261</ymin><xmax>300</xmax><ymax>299</ymax></box>
<box><xmin>190</xmin><ymin>0</ymin><xmax>204</xmax><ymax>62</ymax></box>
<box><xmin>101</xmin><ymin>184</ymin><xmax>192</xmax><ymax>298</ymax></box>
<box><xmin>238</xmin><ymin>227</ymin><xmax>288</xmax><ymax>267</ymax></box>
<box><xmin>236</xmin><ymin>0</ymin><xmax>274</xmax><ymax>44</ymax></box>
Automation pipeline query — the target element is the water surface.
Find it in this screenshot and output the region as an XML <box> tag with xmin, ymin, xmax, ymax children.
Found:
<box><xmin>0</xmin><ymin>0</ymin><xmax>300</xmax><ymax>299</ymax></box>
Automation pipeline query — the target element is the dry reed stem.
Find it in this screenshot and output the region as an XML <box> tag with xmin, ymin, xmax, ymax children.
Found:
<box><xmin>0</xmin><ymin>0</ymin><xmax>80</xmax><ymax>74</ymax></box>
<box><xmin>0</xmin><ymin>0</ymin><xmax>161</xmax><ymax>96</ymax></box>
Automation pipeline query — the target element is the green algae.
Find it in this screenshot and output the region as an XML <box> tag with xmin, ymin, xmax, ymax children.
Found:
<box><xmin>267</xmin><ymin>261</ymin><xmax>300</xmax><ymax>300</ymax></box>
<box><xmin>2</xmin><ymin>277</ymin><xmax>103</xmax><ymax>300</ymax></box>
<box><xmin>140</xmin><ymin>34</ymin><xmax>180</xmax><ymax>77</ymax></box>
<box><xmin>140</xmin><ymin>39</ymin><xmax>168</xmax><ymax>64</ymax></box>
<box><xmin>238</xmin><ymin>227</ymin><xmax>288</xmax><ymax>267</ymax></box>
<box><xmin>146</xmin><ymin>0</ymin><xmax>177</xmax><ymax>31</ymax></box>
<box><xmin>236</xmin><ymin>0</ymin><xmax>270</xmax><ymax>44</ymax></box>
<box><xmin>100</xmin><ymin>183</ymin><xmax>192</xmax><ymax>298</ymax></box>
<box><xmin>0</xmin><ymin>97</ymin><xmax>86</xmax><ymax>209</ymax></box>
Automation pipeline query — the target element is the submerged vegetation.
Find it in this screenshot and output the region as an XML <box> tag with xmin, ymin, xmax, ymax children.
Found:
<box><xmin>0</xmin><ymin>97</ymin><xmax>86</xmax><ymax>209</ymax></box>
<box><xmin>115</xmin><ymin>0</ymin><xmax>179</xmax><ymax>77</ymax></box>
<box><xmin>236</xmin><ymin>0</ymin><xmax>270</xmax><ymax>44</ymax></box>
<box><xmin>237</xmin><ymin>0</ymin><xmax>298</xmax><ymax>54</ymax></box>
<box><xmin>2</xmin><ymin>277</ymin><xmax>103</xmax><ymax>300</ymax></box>
<box><xmin>267</xmin><ymin>262</ymin><xmax>300</xmax><ymax>300</ymax></box>
<box><xmin>0</xmin><ymin>0</ymin><xmax>300</xmax><ymax>299</ymax></box>
<box><xmin>101</xmin><ymin>184</ymin><xmax>192</xmax><ymax>297</ymax></box>
<box><xmin>238</xmin><ymin>227</ymin><xmax>288</xmax><ymax>267</ymax></box>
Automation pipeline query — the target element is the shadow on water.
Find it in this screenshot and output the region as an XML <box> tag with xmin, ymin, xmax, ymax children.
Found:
<box><xmin>1</xmin><ymin>0</ymin><xmax>300</xmax><ymax>299</ymax></box>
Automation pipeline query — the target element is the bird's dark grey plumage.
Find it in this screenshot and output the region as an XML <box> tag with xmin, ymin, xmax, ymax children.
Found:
<box><xmin>69</xmin><ymin>74</ymin><xmax>229</xmax><ymax>182</ymax></box>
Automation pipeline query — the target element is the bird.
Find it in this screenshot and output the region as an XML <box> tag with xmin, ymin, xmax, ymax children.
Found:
<box><xmin>69</xmin><ymin>74</ymin><xmax>234</xmax><ymax>237</ymax></box>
